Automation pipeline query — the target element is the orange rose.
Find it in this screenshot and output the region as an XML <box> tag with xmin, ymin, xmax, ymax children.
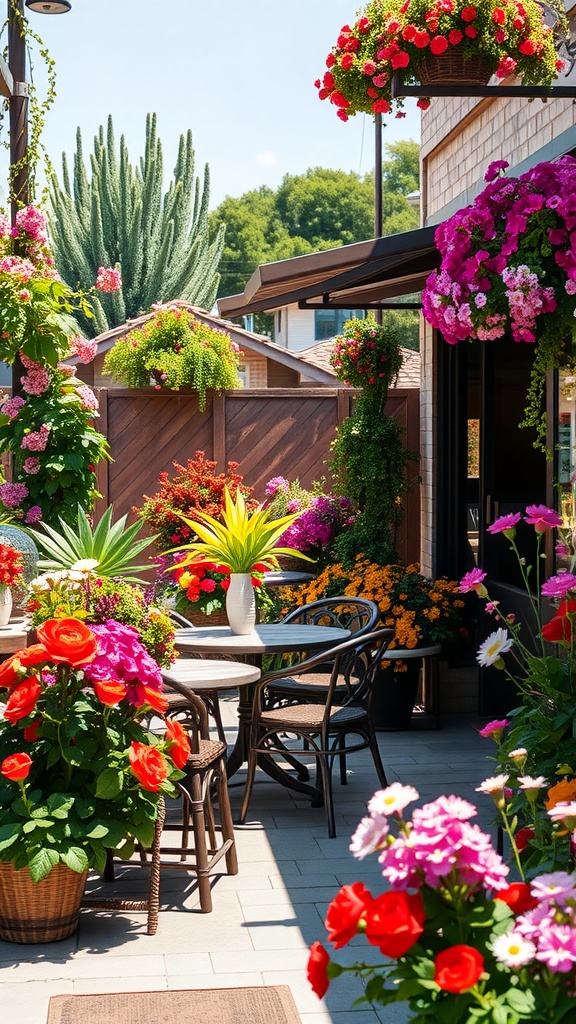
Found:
<box><xmin>92</xmin><ymin>679</ymin><xmax>127</xmax><ymax>706</ymax></box>
<box><xmin>128</xmin><ymin>742</ymin><xmax>169</xmax><ymax>791</ymax></box>
<box><xmin>546</xmin><ymin>779</ymin><xmax>576</xmax><ymax>810</ymax></box>
<box><xmin>1</xmin><ymin>752</ymin><xmax>32</xmax><ymax>781</ymax></box>
<box><xmin>143</xmin><ymin>687</ymin><xmax>169</xmax><ymax>714</ymax></box>
<box><xmin>36</xmin><ymin>618</ymin><xmax>97</xmax><ymax>667</ymax></box>
<box><xmin>4</xmin><ymin>678</ymin><xmax>42</xmax><ymax>723</ymax></box>
<box><xmin>165</xmin><ymin>718</ymin><xmax>191</xmax><ymax>769</ymax></box>
<box><xmin>0</xmin><ymin>644</ymin><xmax>47</xmax><ymax>691</ymax></box>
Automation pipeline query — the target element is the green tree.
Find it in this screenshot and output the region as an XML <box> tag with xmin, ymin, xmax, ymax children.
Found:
<box><xmin>48</xmin><ymin>114</ymin><xmax>225</xmax><ymax>336</ymax></box>
<box><xmin>381</xmin><ymin>140</ymin><xmax>420</xmax><ymax>197</ymax></box>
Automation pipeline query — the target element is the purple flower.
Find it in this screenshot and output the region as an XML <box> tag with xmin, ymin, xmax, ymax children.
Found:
<box><xmin>484</xmin><ymin>160</ymin><xmax>509</xmax><ymax>183</ymax></box>
<box><xmin>459</xmin><ymin>567</ymin><xmax>487</xmax><ymax>594</ymax></box>
<box><xmin>487</xmin><ymin>512</ymin><xmax>522</xmax><ymax>535</ymax></box>
<box><xmin>541</xmin><ymin>574</ymin><xmax>576</xmax><ymax>599</ymax></box>
<box><xmin>83</xmin><ymin>618</ymin><xmax>163</xmax><ymax>705</ymax></box>
<box><xmin>265</xmin><ymin>476</ymin><xmax>288</xmax><ymax>496</ymax></box>
<box><xmin>525</xmin><ymin>504</ymin><xmax>563</xmax><ymax>531</ymax></box>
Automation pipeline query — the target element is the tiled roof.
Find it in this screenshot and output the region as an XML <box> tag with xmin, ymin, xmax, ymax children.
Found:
<box><xmin>297</xmin><ymin>340</ymin><xmax>421</xmax><ymax>389</ymax></box>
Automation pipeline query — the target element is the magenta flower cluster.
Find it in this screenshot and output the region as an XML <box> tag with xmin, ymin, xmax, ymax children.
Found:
<box><xmin>514</xmin><ymin>873</ymin><xmax>576</xmax><ymax>973</ymax></box>
<box><xmin>423</xmin><ymin>157</ymin><xmax>576</xmax><ymax>346</ymax></box>
<box><xmin>83</xmin><ymin>619</ymin><xmax>163</xmax><ymax>707</ymax></box>
<box><xmin>280</xmin><ymin>494</ymin><xmax>355</xmax><ymax>553</ymax></box>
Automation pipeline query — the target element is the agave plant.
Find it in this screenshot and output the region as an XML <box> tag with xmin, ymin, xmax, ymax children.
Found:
<box><xmin>170</xmin><ymin>487</ymin><xmax>312</xmax><ymax>574</ymax></box>
<box><xmin>30</xmin><ymin>505</ymin><xmax>156</xmax><ymax>583</ymax></box>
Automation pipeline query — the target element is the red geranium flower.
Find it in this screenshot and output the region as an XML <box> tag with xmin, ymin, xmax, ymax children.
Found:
<box><xmin>325</xmin><ymin>882</ymin><xmax>372</xmax><ymax>948</ymax></box>
<box><xmin>434</xmin><ymin>945</ymin><xmax>484</xmax><ymax>992</ymax></box>
<box><xmin>495</xmin><ymin>882</ymin><xmax>538</xmax><ymax>914</ymax></box>
<box><xmin>306</xmin><ymin>942</ymin><xmax>331</xmax><ymax>998</ymax></box>
<box><xmin>364</xmin><ymin>890</ymin><xmax>425</xmax><ymax>957</ymax></box>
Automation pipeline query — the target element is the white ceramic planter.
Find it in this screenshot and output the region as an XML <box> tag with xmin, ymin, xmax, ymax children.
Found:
<box><xmin>0</xmin><ymin>586</ymin><xmax>12</xmax><ymax>627</ymax></box>
<box><xmin>226</xmin><ymin>573</ymin><xmax>256</xmax><ymax>635</ymax></box>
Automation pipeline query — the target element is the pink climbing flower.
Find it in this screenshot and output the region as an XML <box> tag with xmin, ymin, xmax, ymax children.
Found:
<box><xmin>15</xmin><ymin>205</ymin><xmax>48</xmax><ymax>244</ymax></box>
<box><xmin>69</xmin><ymin>335</ymin><xmax>98</xmax><ymax>363</ymax></box>
<box><xmin>20</xmin><ymin>424</ymin><xmax>51</xmax><ymax>452</ymax></box>
<box><xmin>95</xmin><ymin>266</ymin><xmax>122</xmax><ymax>293</ymax></box>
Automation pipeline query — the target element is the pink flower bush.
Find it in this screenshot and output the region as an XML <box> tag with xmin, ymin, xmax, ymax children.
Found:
<box><xmin>83</xmin><ymin>619</ymin><xmax>163</xmax><ymax>707</ymax></box>
<box><xmin>70</xmin><ymin>335</ymin><xmax>98</xmax><ymax>363</ymax></box>
<box><xmin>20</xmin><ymin>424</ymin><xmax>51</xmax><ymax>452</ymax></box>
<box><xmin>0</xmin><ymin>482</ymin><xmax>29</xmax><ymax>508</ymax></box>
<box><xmin>95</xmin><ymin>266</ymin><xmax>122</xmax><ymax>293</ymax></box>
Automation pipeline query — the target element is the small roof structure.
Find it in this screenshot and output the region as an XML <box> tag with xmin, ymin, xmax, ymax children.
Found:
<box><xmin>299</xmin><ymin>340</ymin><xmax>421</xmax><ymax>389</ymax></box>
<box><xmin>217</xmin><ymin>226</ymin><xmax>439</xmax><ymax>318</ymax></box>
<box><xmin>67</xmin><ymin>300</ymin><xmax>337</xmax><ymax>386</ymax></box>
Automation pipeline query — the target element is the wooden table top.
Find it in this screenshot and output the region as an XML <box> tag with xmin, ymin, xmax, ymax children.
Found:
<box><xmin>162</xmin><ymin>658</ymin><xmax>261</xmax><ymax>692</ymax></box>
<box><xmin>0</xmin><ymin>619</ymin><xmax>29</xmax><ymax>655</ymax></box>
<box><xmin>174</xmin><ymin>623</ymin><xmax>350</xmax><ymax>656</ymax></box>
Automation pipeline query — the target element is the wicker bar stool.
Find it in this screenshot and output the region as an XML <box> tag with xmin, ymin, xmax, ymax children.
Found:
<box><xmin>159</xmin><ymin>690</ymin><xmax>238</xmax><ymax>913</ymax></box>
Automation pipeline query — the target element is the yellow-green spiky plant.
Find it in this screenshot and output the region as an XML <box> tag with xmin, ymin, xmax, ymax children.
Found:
<box><xmin>169</xmin><ymin>486</ymin><xmax>313</xmax><ymax>573</ymax></box>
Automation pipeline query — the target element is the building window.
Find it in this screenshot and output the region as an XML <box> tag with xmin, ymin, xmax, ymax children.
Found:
<box><xmin>237</xmin><ymin>363</ymin><xmax>250</xmax><ymax>387</ymax></box>
<box><xmin>314</xmin><ymin>308</ymin><xmax>366</xmax><ymax>341</ymax></box>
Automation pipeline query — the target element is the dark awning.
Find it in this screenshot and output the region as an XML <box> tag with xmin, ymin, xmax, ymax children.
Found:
<box><xmin>217</xmin><ymin>225</ymin><xmax>440</xmax><ymax>318</ymax></box>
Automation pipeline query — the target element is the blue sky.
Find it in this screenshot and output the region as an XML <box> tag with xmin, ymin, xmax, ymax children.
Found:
<box><xmin>1</xmin><ymin>0</ymin><xmax>421</xmax><ymax>211</ymax></box>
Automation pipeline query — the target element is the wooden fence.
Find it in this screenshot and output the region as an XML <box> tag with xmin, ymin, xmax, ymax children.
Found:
<box><xmin>94</xmin><ymin>386</ymin><xmax>421</xmax><ymax>565</ymax></box>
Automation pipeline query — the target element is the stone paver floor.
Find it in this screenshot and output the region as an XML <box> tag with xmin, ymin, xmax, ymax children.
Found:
<box><xmin>0</xmin><ymin>697</ymin><xmax>496</xmax><ymax>1024</ymax></box>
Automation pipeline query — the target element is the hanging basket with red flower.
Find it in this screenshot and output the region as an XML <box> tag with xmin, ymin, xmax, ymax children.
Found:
<box><xmin>316</xmin><ymin>0</ymin><xmax>566</xmax><ymax>121</ymax></box>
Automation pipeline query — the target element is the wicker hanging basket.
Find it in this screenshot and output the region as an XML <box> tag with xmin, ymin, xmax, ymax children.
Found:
<box><xmin>0</xmin><ymin>862</ymin><xmax>88</xmax><ymax>943</ymax></box>
<box><xmin>418</xmin><ymin>51</ymin><xmax>493</xmax><ymax>86</ymax></box>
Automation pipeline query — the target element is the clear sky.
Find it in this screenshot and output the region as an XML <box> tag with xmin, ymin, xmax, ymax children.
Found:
<box><xmin>1</xmin><ymin>0</ymin><xmax>421</xmax><ymax>211</ymax></box>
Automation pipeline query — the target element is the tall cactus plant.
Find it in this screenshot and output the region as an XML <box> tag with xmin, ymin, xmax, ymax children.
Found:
<box><xmin>48</xmin><ymin>114</ymin><xmax>225</xmax><ymax>336</ymax></box>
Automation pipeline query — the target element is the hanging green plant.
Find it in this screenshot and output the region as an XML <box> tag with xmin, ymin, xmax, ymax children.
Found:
<box><xmin>102</xmin><ymin>305</ymin><xmax>242</xmax><ymax>410</ymax></box>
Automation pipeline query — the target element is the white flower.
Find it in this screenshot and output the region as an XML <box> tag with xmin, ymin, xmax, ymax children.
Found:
<box><xmin>70</xmin><ymin>558</ymin><xmax>99</xmax><ymax>572</ymax></box>
<box><xmin>476</xmin><ymin>774</ymin><xmax>510</xmax><ymax>794</ymax></box>
<box><xmin>476</xmin><ymin>629</ymin><xmax>513</xmax><ymax>667</ymax></box>
<box><xmin>350</xmin><ymin>814</ymin><xmax>389</xmax><ymax>859</ymax></box>
<box><xmin>548</xmin><ymin>801</ymin><xmax>576</xmax><ymax>823</ymax></box>
<box><xmin>509</xmin><ymin>747</ymin><xmax>527</xmax><ymax>760</ymax></box>
<box><xmin>492</xmin><ymin>930</ymin><xmax>536</xmax><ymax>968</ymax></box>
<box><xmin>367</xmin><ymin>783</ymin><xmax>419</xmax><ymax>816</ymax></box>
<box><xmin>518</xmin><ymin>775</ymin><xmax>547</xmax><ymax>790</ymax></box>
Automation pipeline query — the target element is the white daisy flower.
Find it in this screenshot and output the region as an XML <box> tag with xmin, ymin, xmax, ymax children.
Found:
<box><xmin>492</xmin><ymin>930</ymin><xmax>536</xmax><ymax>968</ymax></box>
<box><xmin>367</xmin><ymin>783</ymin><xmax>419</xmax><ymax>816</ymax></box>
<box><xmin>476</xmin><ymin>774</ymin><xmax>509</xmax><ymax>794</ymax></box>
<box><xmin>476</xmin><ymin>629</ymin><xmax>513</xmax><ymax>667</ymax></box>
<box><xmin>518</xmin><ymin>775</ymin><xmax>547</xmax><ymax>790</ymax></box>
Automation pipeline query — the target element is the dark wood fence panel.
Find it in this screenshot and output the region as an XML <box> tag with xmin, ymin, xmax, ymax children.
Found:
<box><xmin>94</xmin><ymin>386</ymin><xmax>420</xmax><ymax>565</ymax></box>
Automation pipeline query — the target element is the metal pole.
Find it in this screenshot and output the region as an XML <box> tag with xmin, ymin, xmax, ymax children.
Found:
<box><xmin>8</xmin><ymin>0</ymin><xmax>29</xmax><ymax>400</ymax></box>
<box><xmin>374</xmin><ymin>113</ymin><xmax>383</xmax><ymax>326</ymax></box>
<box><xmin>8</xmin><ymin>0</ymin><xmax>29</xmax><ymax>224</ymax></box>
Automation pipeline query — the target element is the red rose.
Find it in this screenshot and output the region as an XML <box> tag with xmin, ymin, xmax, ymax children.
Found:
<box><xmin>514</xmin><ymin>826</ymin><xmax>536</xmax><ymax>851</ymax></box>
<box><xmin>495</xmin><ymin>28</ymin><xmax>507</xmax><ymax>41</ymax></box>
<box><xmin>495</xmin><ymin>882</ymin><xmax>538</xmax><ymax>914</ymax></box>
<box><xmin>165</xmin><ymin>718</ymin><xmax>191</xmax><ymax>769</ymax></box>
<box><xmin>373</xmin><ymin>99</ymin><xmax>391</xmax><ymax>113</ymax></box>
<box><xmin>430</xmin><ymin>35</ymin><xmax>449</xmax><ymax>54</ymax></box>
<box><xmin>461</xmin><ymin>5</ymin><xmax>477</xmax><ymax>19</ymax></box>
<box><xmin>518</xmin><ymin>38</ymin><xmax>536</xmax><ymax>55</ymax></box>
<box><xmin>23</xmin><ymin>719</ymin><xmax>41</xmax><ymax>742</ymax></box>
<box><xmin>128</xmin><ymin>742</ymin><xmax>169</xmax><ymax>791</ymax></box>
<box><xmin>413</xmin><ymin>30</ymin><xmax>431</xmax><ymax>47</ymax></box>
<box><xmin>325</xmin><ymin>882</ymin><xmax>372</xmax><ymax>949</ymax></box>
<box><xmin>367</xmin><ymin>87</ymin><xmax>379</xmax><ymax>98</ymax></box>
<box><xmin>417</xmin><ymin>98</ymin><xmax>431</xmax><ymax>109</ymax></box>
<box><xmin>434</xmin><ymin>945</ymin><xmax>484</xmax><ymax>992</ymax></box>
<box><xmin>1</xmin><ymin>752</ymin><xmax>32</xmax><ymax>781</ymax></box>
<box><xmin>4</xmin><ymin>678</ymin><xmax>42</xmax><ymax>723</ymax></box>
<box><xmin>326</xmin><ymin>53</ymin><xmax>336</xmax><ymax>69</ymax></box>
<box><xmin>92</xmin><ymin>679</ymin><xmax>127</xmax><ymax>706</ymax></box>
<box><xmin>364</xmin><ymin>890</ymin><xmax>425</xmax><ymax>957</ymax></box>
<box><xmin>36</xmin><ymin>618</ymin><xmax>97</xmax><ymax>667</ymax></box>
<box><xmin>336</xmin><ymin>110</ymin><xmax>349</xmax><ymax>121</ymax></box>
<box><xmin>402</xmin><ymin>24</ymin><xmax>417</xmax><ymax>41</ymax></box>
<box><xmin>331</xmin><ymin>91</ymin><xmax>351</xmax><ymax>109</ymax></box>
<box><xmin>340</xmin><ymin>53</ymin><xmax>354</xmax><ymax>70</ymax></box>
<box><xmin>307</xmin><ymin>942</ymin><xmax>331</xmax><ymax>998</ymax></box>
<box><xmin>391</xmin><ymin>51</ymin><xmax>410</xmax><ymax>69</ymax></box>
<box><xmin>542</xmin><ymin>601</ymin><xmax>576</xmax><ymax>642</ymax></box>
<box><xmin>492</xmin><ymin>8</ymin><xmax>506</xmax><ymax>23</ymax></box>
<box><xmin>465</xmin><ymin>25</ymin><xmax>479</xmax><ymax>37</ymax></box>
<box><xmin>448</xmin><ymin>28</ymin><xmax>463</xmax><ymax>44</ymax></box>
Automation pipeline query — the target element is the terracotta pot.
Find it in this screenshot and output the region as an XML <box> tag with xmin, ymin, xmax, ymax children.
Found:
<box><xmin>0</xmin><ymin>861</ymin><xmax>88</xmax><ymax>943</ymax></box>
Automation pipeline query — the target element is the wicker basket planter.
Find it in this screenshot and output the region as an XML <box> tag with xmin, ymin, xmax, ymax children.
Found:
<box><xmin>0</xmin><ymin>862</ymin><xmax>88</xmax><ymax>943</ymax></box>
<box><xmin>418</xmin><ymin>52</ymin><xmax>493</xmax><ymax>86</ymax></box>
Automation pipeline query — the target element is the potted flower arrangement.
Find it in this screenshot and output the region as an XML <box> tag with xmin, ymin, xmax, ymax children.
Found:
<box><xmin>316</xmin><ymin>0</ymin><xmax>565</xmax><ymax>121</ymax></box>
<box><xmin>308</xmin><ymin>781</ymin><xmax>576</xmax><ymax>1022</ymax></box>
<box><xmin>264</xmin><ymin>475</ymin><xmax>355</xmax><ymax>572</ymax></box>
<box><xmin>169</xmin><ymin>486</ymin><xmax>310</xmax><ymax>634</ymax></box>
<box><xmin>136</xmin><ymin>452</ymin><xmax>257</xmax><ymax>623</ymax></box>
<box><xmin>0</xmin><ymin>542</ymin><xmax>24</xmax><ymax>626</ymax></box>
<box><xmin>0</xmin><ymin>205</ymin><xmax>120</xmax><ymax>527</ymax></box>
<box><xmin>0</xmin><ymin>617</ymin><xmax>186</xmax><ymax>943</ymax></box>
<box><xmin>423</xmin><ymin>156</ymin><xmax>576</xmax><ymax>452</ymax></box>
<box><xmin>329</xmin><ymin>315</ymin><xmax>419</xmax><ymax>567</ymax></box>
<box><xmin>102</xmin><ymin>304</ymin><xmax>241</xmax><ymax>409</ymax></box>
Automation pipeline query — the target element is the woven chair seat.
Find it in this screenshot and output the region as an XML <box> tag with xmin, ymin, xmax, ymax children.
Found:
<box><xmin>188</xmin><ymin>738</ymin><xmax>227</xmax><ymax>769</ymax></box>
<box><xmin>260</xmin><ymin>703</ymin><xmax>366</xmax><ymax>730</ymax></box>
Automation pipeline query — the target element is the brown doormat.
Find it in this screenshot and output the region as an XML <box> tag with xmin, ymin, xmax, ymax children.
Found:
<box><xmin>46</xmin><ymin>986</ymin><xmax>302</xmax><ymax>1024</ymax></box>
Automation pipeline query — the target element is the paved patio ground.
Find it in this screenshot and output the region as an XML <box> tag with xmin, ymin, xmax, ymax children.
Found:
<box><xmin>0</xmin><ymin>700</ymin><xmax>496</xmax><ymax>1024</ymax></box>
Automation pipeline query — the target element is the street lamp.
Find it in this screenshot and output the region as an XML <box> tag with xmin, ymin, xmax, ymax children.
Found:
<box><xmin>7</xmin><ymin>0</ymin><xmax>71</xmax><ymax>395</ymax></box>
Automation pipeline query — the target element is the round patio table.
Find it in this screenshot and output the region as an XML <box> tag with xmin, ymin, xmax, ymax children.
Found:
<box><xmin>173</xmin><ymin>623</ymin><xmax>350</xmax><ymax>786</ymax></box>
<box><xmin>262</xmin><ymin>570</ymin><xmax>315</xmax><ymax>588</ymax></box>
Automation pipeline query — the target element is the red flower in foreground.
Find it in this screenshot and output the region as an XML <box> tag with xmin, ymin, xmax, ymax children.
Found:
<box><xmin>514</xmin><ymin>826</ymin><xmax>536</xmax><ymax>852</ymax></box>
<box><xmin>434</xmin><ymin>944</ymin><xmax>484</xmax><ymax>992</ymax></box>
<box><xmin>325</xmin><ymin>882</ymin><xmax>372</xmax><ymax>949</ymax></box>
<box><xmin>364</xmin><ymin>890</ymin><xmax>425</xmax><ymax>957</ymax></box>
<box><xmin>495</xmin><ymin>882</ymin><xmax>538</xmax><ymax>914</ymax></box>
<box><xmin>128</xmin><ymin>742</ymin><xmax>169</xmax><ymax>791</ymax></box>
<box><xmin>165</xmin><ymin>718</ymin><xmax>192</xmax><ymax>769</ymax></box>
<box><xmin>1</xmin><ymin>752</ymin><xmax>32</xmax><ymax>781</ymax></box>
<box><xmin>36</xmin><ymin>618</ymin><xmax>97</xmax><ymax>667</ymax></box>
<box><xmin>4</xmin><ymin>678</ymin><xmax>42</xmax><ymax>723</ymax></box>
<box><xmin>307</xmin><ymin>942</ymin><xmax>331</xmax><ymax>998</ymax></box>
<box><xmin>541</xmin><ymin>600</ymin><xmax>576</xmax><ymax>643</ymax></box>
